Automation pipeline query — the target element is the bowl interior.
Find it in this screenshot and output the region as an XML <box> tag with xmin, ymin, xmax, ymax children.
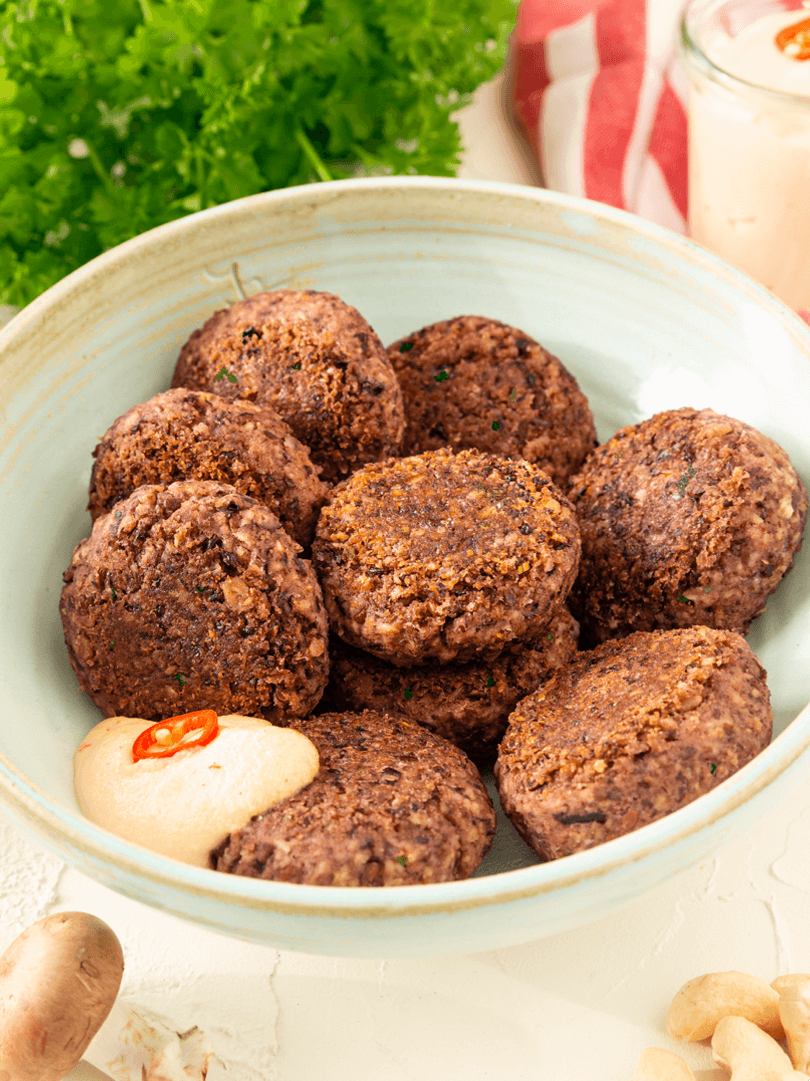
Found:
<box><xmin>1</xmin><ymin>177</ymin><xmax>809</xmax><ymax>900</ymax></box>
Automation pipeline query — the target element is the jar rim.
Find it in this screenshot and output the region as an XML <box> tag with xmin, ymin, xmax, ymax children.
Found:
<box><xmin>679</xmin><ymin>0</ymin><xmax>810</xmax><ymax>104</ymax></box>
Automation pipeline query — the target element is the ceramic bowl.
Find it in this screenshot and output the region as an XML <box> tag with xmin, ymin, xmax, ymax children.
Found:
<box><xmin>1</xmin><ymin>177</ymin><xmax>809</xmax><ymax>959</ymax></box>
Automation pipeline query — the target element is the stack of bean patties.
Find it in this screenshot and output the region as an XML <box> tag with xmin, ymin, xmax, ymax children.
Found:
<box><xmin>61</xmin><ymin>289</ymin><xmax>807</xmax><ymax>879</ymax></box>
<box><xmin>495</xmin><ymin>407</ymin><xmax>807</xmax><ymax>862</ymax></box>
<box><xmin>321</xmin><ymin>314</ymin><xmax>597</xmax><ymax>759</ymax></box>
<box><xmin>60</xmin><ymin>292</ymin><xmax>508</xmax><ymax>886</ymax></box>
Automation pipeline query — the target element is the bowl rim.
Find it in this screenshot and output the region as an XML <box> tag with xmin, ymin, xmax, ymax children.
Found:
<box><xmin>1</xmin><ymin>702</ymin><xmax>809</xmax><ymax>917</ymax></box>
<box><xmin>2</xmin><ymin>174</ymin><xmax>810</xmax><ymax>919</ymax></box>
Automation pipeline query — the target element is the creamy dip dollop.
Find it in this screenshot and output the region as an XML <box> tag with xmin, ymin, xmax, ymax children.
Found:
<box><xmin>74</xmin><ymin>714</ymin><xmax>319</xmax><ymax>867</ymax></box>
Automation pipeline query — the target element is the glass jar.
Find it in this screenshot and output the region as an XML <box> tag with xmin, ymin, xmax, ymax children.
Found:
<box><xmin>680</xmin><ymin>0</ymin><xmax>810</xmax><ymax>313</ymax></box>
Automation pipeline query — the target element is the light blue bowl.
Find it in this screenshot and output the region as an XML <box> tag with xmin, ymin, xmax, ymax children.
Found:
<box><xmin>1</xmin><ymin>177</ymin><xmax>809</xmax><ymax>958</ymax></box>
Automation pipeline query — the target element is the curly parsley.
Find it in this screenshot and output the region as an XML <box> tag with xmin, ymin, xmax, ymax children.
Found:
<box><xmin>674</xmin><ymin>464</ymin><xmax>697</xmax><ymax>499</ymax></box>
<box><xmin>0</xmin><ymin>0</ymin><xmax>515</xmax><ymax>308</ymax></box>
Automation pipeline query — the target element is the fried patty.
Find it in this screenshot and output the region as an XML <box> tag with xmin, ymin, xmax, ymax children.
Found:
<box><xmin>171</xmin><ymin>289</ymin><xmax>404</xmax><ymax>481</ymax></box>
<box><xmin>60</xmin><ymin>480</ymin><xmax>329</xmax><ymax>722</ymax></box>
<box><xmin>388</xmin><ymin>316</ymin><xmax>597</xmax><ymax>488</ymax></box>
<box><xmin>312</xmin><ymin>448</ymin><xmax>581</xmax><ymax>666</ymax></box>
<box><xmin>324</xmin><ymin>607</ymin><xmax>579</xmax><ymax>759</ymax></box>
<box><xmin>212</xmin><ymin>710</ymin><xmax>496</xmax><ymax>886</ymax></box>
<box><xmin>495</xmin><ymin>627</ymin><xmax>772</xmax><ymax>860</ymax></box>
<box><xmin>88</xmin><ymin>389</ymin><xmax>327</xmax><ymax>547</ymax></box>
<box><xmin>569</xmin><ymin>408</ymin><xmax>807</xmax><ymax>642</ymax></box>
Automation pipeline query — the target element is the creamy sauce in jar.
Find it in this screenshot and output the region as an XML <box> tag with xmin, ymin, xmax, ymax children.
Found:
<box><xmin>687</xmin><ymin>8</ymin><xmax>810</xmax><ymax>311</ymax></box>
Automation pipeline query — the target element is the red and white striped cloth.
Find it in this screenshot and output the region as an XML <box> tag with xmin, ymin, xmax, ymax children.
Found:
<box><xmin>511</xmin><ymin>0</ymin><xmax>810</xmax><ymax>325</ymax></box>
<box><xmin>512</xmin><ymin>0</ymin><xmax>689</xmax><ymax>233</ymax></box>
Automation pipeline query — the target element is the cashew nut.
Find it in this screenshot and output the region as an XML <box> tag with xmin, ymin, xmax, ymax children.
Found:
<box><xmin>773</xmin><ymin>975</ymin><xmax>810</xmax><ymax>1073</ymax></box>
<box><xmin>774</xmin><ymin>976</ymin><xmax>810</xmax><ymax>996</ymax></box>
<box><xmin>633</xmin><ymin>1047</ymin><xmax>696</xmax><ymax>1080</ymax></box>
<box><xmin>666</xmin><ymin>971</ymin><xmax>784</xmax><ymax>1042</ymax></box>
<box><xmin>712</xmin><ymin>1015</ymin><xmax>808</xmax><ymax>1080</ymax></box>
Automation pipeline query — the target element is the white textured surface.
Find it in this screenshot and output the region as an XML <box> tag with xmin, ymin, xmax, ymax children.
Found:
<box><xmin>0</xmin><ymin>73</ymin><xmax>807</xmax><ymax>1080</ymax></box>
<box><xmin>5</xmin><ymin>766</ymin><xmax>810</xmax><ymax>1080</ymax></box>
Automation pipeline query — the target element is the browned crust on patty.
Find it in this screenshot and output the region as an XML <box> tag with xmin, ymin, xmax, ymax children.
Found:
<box><xmin>569</xmin><ymin>407</ymin><xmax>808</xmax><ymax>641</ymax></box>
<box><xmin>324</xmin><ymin>607</ymin><xmax>579</xmax><ymax>759</ymax></box>
<box><xmin>495</xmin><ymin>627</ymin><xmax>772</xmax><ymax>860</ymax></box>
<box><xmin>88</xmin><ymin>389</ymin><xmax>328</xmax><ymax>547</ymax></box>
<box><xmin>171</xmin><ymin>289</ymin><xmax>404</xmax><ymax>481</ymax></box>
<box><xmin>60</xmin><ymin>480</ymin><xmax>329</xmax><ymax>722</ymax></box>
<box><xmin>388</xmin><ymin>316</ymin><xmax>597</xmax><ymax>488</ymax></box>
<box><xmin>212</xmin><ymin>710</ymin><xmax>496</xmax><ymax>886</ymax></box>
<box><xmin>312</xmin><ymin>448</ymin><xmax>581</xmax><ymax>666</ymax></box>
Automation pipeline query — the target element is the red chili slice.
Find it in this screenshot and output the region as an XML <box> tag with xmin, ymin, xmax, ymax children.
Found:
<box><xmin>776</xmin><ymin>16</ymin><xmax>810</xmax><ymax>60</ymax></box>
<box><xmin>132</xmin><ymin>710</ymin><xmax>219</xmax><ymax>761</ymax></box>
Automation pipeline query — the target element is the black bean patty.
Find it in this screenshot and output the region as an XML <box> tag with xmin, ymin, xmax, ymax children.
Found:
<box><xmin>569</xmin><ymin>408</ymin><xmax>807</xmax><ymax>642</ymax></box>
<box><xmin>60</xmin><ymin>480</ymin><xmax>329</xmax><ymax>722</ymax></box>
<box><xmin>495</xmin><ymin>627</ymin><xmax>772</xmax><ymax>860</ymax></box>
<box><xmin>88</xmin><ymin>389</ymin><xmax>328</xmax><ymax>547</ymax></box>
<box><xmin>312</xmin><ymin>448</ymin><xmax>581</xmax><ymax>666</ymax></box>
<box><xmin>212</xmin><ymin>710</ymin><xmax>496</xmax><ymax>886</ymax></box>
<box><xmin>171</xmin><ymin>289</ymin><xmax>404</xmax><ymax>481</ymax></box>
<box><xmin>388</xmin><ymin>315</ymin><xmax>597</xmax><ymax>488</ymax></box>
<box><xmin>324</xmin><ymin>607</ymin><xmax>579</xmax><ymax>760</ymax></box>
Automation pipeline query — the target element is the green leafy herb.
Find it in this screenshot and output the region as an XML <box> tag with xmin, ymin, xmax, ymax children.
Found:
<box><xmin>291</xmin><ymin>362</ymin><xmax>301</xmax><ymax>370</ymax></box>
<box><xmin>547</xmin><ymin>632</ymin><xmax>553</xmax><ymax>641</ymax></box>
<box><xmin>674</xmin><ymin>464</ymin><xmax>697</xmax><ymax>498</ymax></box>
<box><xmin>486</xmin><ymin>673</ymin><xmax>494</xmax><ymax>687</ymax></box>
<box><xmin>404</xmin><ymin>688</ymin><xmax>413</xmax><ymax>700</ymax></box>
<box><xmin>174</xmin><ymin>672</ymin><xmax>187</xmax><ymax>688</ymax></box>
<box><xmin>434</xmin><ymin>370</ymin><xmax>449</xmax><ymax>382</ymax></box>
<box><xmin>710</xmin><ymin>762</ymin><xmax>717</xmax><ymax>774</ymax></box>
<box><xmin>109</xmin><ymin>640</ymin><xmax>115</xmax><ymax>650</ymax></box>
<box><xmin>492</xmin><ymin>421</ymin><xmax>500</xmax><ymax>431</ymax></box>
<box><xmin>110</xmin><ymin>585</ymin><xmax>117</xmax><ymax>600</ymax></box>
<box><xmin>395</xmin><ymin>855</ymin><xmax>408</xmax><ymax>867</ymax></box>
<box><xmin>677</xmin><ymin>594</ymin><xmax>694</xmax><ymax>606</ymax></box>
<box><xmin>195</xmin><ymin>584</ymin><xmax>208</xmax><ymax>592</ymax></box>
<box><xmin>0</xmin><ymin>0</ymin><xmax>515</xmax><ymax>309</ymax></box>
<box><xmin>214</xmin><ymin>365</ymin><xmax>237</xmax><ymax>383</ymax></box>
<box><xmin>399</xmin><ymin>341</ymin><xmax>414</xmax><ymax>353</ymax></box>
